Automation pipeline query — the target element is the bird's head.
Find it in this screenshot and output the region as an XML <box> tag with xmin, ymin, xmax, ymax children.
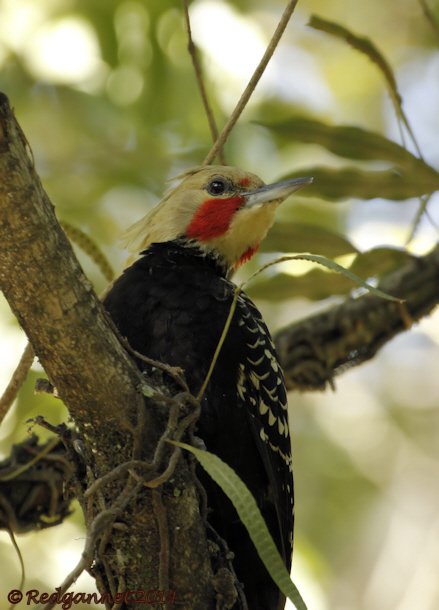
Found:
<box><xmin>123</xmin><ymin>165</ymin><xmax>312</xmax><ymax>271</ymax></box>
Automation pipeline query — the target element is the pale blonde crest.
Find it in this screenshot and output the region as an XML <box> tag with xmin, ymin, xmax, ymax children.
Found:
<box><xmin>121</xmin><ymin>165</ymin><xmax>265</xmax><ymax>256</ymax></box>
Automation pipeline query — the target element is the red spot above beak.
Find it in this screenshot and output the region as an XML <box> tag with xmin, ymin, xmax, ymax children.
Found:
<box><xmin>239</xmin><ymin>177</ymin><xmax>251</xmax><ymax>187</ymax></box>
<box><xmin>186</xmin><ymin>196</ymin><xmax>244</xmax><ymax>241</ymax></box>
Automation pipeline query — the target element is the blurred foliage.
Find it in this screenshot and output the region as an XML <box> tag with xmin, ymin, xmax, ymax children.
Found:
<box><xmin>261</xmin><ymin>221</ymin><xmax>358</xmax><ymax>257</ymax></box>
<box><xmin>0</xmin><ymin>0</ymin><xmax>438</xmax><ymax>609</ymax></box>
<box><xmin>260</xmin><ymin>117</ymin><xmax>439</xmax><ymax>200</ymax></box>
<box><xmin>248</xmin><ymin>247</ymin><xmax>411</xmax><ymax>301</ymax></box>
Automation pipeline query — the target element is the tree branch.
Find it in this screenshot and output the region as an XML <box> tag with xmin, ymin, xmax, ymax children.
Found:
<box><xmin>0</xmin><ymin>341</ymin><xmax>34</xmax><ymax>424</ymax></box>
<box><xmin>274</xmin><ymin>244</ymin><xmax>439</xmax><ymax>391</ymax></box>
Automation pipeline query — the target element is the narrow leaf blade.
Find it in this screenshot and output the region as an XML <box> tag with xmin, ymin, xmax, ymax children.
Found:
<box><xmin>245</xmin><ymin>251</ymin><xmax>404</xmax><ymax>302</ymax></box>
<box><xmin>259</xmin><ymin>117</ymin><xmax>427</xmax><ymax>169</ymax></box>
<box><xmin>170</xmin><ymin>440</ymin><xmax>307</xmax><ymax>610</ymax></box>
<box><xmin>285</xmin><ymin>253</ymin><xmax>401</xmax><ymax>301</ymax></box>
<box><xmin>280</xmin><ymin>166</ymin><xmax>439</xmax><ymax>201</ymax></box>
<box><xmin>308</xmin><ymin>15</ymin><xmax>422</xmax><ymax>156</ymax></box>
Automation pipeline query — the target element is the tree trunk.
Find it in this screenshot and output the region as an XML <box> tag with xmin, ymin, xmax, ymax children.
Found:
<box><xmin>0</xmin><ymin>93</ymin><xmax>215</xmax><ymax>609</ymax></box>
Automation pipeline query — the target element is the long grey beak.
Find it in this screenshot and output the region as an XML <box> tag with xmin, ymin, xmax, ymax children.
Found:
<box><xmin>244</xmin><ymin>176</ymin><xmax>313</xmax><ymax>207</ymax></box>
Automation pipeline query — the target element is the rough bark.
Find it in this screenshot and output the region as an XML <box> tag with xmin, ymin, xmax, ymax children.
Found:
<box><xmin>0</xmin><ymin>93</ymin><xmax>214</xmax><ymax>608</ymax></box>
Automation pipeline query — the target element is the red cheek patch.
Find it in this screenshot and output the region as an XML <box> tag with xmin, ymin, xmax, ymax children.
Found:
<box><xmin>186</xmin><ymin>196</ymin><xmax>244</xmax><ymax>241</ymax></box>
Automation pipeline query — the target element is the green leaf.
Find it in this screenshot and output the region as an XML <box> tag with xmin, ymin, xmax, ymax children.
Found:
<box><xmin>170</xmin><ymin>440</ymin><xmax>307</xmax><ymax>610</ymax></box>
<box><xmin>309</xmin><ymin>16</ymin><xmax>400</xmax><ymax>104</ymax></box>
<box><xmin>259</xmin><ymin>117</ymin><xmax>426</xmax><ymax>169</ymax></box>
<box><xmin>350</xmin><ymin>247</ymin><xmax>411</xmax><ymax>277</ymax></box>
<box><xmin>308</xmin><ymin>15</ymin><xmax>422</xmax><ymax>156</ymax></box>
<box><xmin>261</xmin><ymin>222</ymin><xmax>358</xmax><ymax>257</ymax></box>
<box><xmin>280</xmin><ymin>166</ymin><xmax>439</xmax><ymax>201</ymax></box>
<box><xmin>248</xmin><ymin>248</ymin><xmax>410</xmax><ymax>301</ymax></box>
<box><xmin>247</xmin><ymin>253</ymin><xmax>401</xmax><ymax>302</ymax></box>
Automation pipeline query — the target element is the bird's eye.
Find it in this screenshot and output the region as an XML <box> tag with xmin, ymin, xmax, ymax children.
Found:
<box><xmin>207</xmin><ymin>178</ymin><xmax>228</xmax><ymax>196</ymax></box>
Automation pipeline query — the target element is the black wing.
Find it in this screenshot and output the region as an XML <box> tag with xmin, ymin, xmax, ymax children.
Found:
<box><xmin>235</xmin><ymin>291</ymin><xmax>294</xmax><ymax>565</ymax></box>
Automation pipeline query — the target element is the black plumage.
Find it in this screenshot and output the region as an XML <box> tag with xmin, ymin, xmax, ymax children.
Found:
<box><xmin>103</xmin><ymin>239</ymin><xmax>293</xmax><ymax>610</ymax></box>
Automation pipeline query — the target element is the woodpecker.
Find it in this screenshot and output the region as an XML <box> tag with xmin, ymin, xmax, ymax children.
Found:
<box><xmin>103</xmin><ymin>166</ymin><xmax>311</xmax><ymax>610</ymax></box>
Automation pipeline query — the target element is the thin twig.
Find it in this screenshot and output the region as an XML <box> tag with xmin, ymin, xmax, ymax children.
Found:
<box><xmin>101</xmin><ymin>555</ymin><xmax>118</xmax><ymax>600</ymax></box>
<box><xmin>203</xmin><ymin>0</ymin><xmax>299</xmax><ymax>165</ymax></box>
<box><xmin>142</xmin><ymin>448</ymin><xmax>182</xmax><ymax>489</ymax></box>
<box><xmin>152</xmin><ymin>490</ymin><xmax>170</xmax><ymax>598</ymax></box>
<box><xmin>133</xmin><ymin>377</ymin><xmax>150</xmax><ymax>461</ymax></box>
<box><xmin>99</xmin><ymin>527</ymin><xmax>119</xmax><ymax>594</ymax></box>
<box><xmin>93</xmin><ymin>571</ymin><xmax>112</xmax><ymax>610</ymax></box>
<box><xmin>107</xmin><ymin>314</ymin><xmax>189</xmax><ymax>392</ymax></box>
<box><xmin>197</xmin><ymin>287</ymin><xmax>241</xmax><ymax>401</ymax></box>
<box><xmin>406</xmin><ymin>193</ymin><xmax>432</xmax><ymax>244</ymax></box>
<box><xmin>42</xmin><ymin>482</ymin><xmax>142</xmax><ymax>610</ymax></box>
<box><xmin>97</xmin><ymin>478</ymin><xmax>139</xmax><ymax>599</ymax></box>
<box><xmin>0</xmin><ymin>341</ymin><xmax>34</xmax><ymax>424</ymax></box>
<box><xmin>111</xmin><ymin>564</ymin><xmax>126</xmax><ymax>610</ymax></box>
<box><xmin>182</xmin><ymin>0</ymin><xmax>225</xmax><ymax>164</ymax></box>
<box><xmin>41</xmin><ymin>514</ymin><xmax>111</xmax><ymax>610</ymax></box>
<box><xmin>0</xmin><ymin>437</ymin><xmax>60</xmax><ymax>482</ymax></box>
<box><xmin>84</xmin><ymin>460</ymin><xmax>155</xmax><ymax>499</ymax></box>
<box><xmin>150</xmin><ymin>392</ymin><xmax>200</xmax><ymax>467</ymax></box>
<box><xmin>172</xmin><ymin>393</ymin><xmax>201</xmax><ymax>441</ymax></box>
<box><xmin>151</xmin><ymin>400</ymin><xmax>183</xmax><ymax>466</ymax></box>
<box><xmin>7</xmin><ymin>528</ymin><xmax>25</xmax><ymax>610</ymax></box>
<box><xmin>85</xmin><ymin>393</ymin><xmax>200</xmax><ymax>500</ymax></box>
<box><xmin>111</xmin><ymin>568</ymin><xmax>126</xmax><ymax>610</ymax></box>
